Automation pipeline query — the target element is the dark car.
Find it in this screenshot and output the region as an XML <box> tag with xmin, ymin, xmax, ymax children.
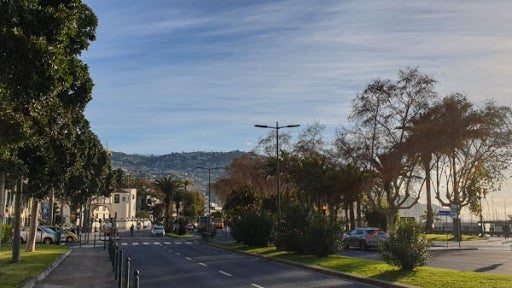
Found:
<box><xmin>342</xmin><ymin>227</ymin><xmax>389</xmax><ymax>250</ymax></box>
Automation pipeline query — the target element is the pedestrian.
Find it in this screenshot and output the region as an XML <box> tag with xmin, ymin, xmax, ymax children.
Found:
<box><xmin>130</xmin><ymin>224</ymin><xmax>134</xmax><ymax>236</ymax></box>
<box><xmin>503</xmin><ymin>223</ymin><xmax>510</xmax><ymax>239</ymax></box>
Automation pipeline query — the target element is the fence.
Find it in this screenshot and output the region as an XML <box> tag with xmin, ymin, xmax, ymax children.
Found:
<box><xmin>108</xmin><ymin>239</ymin><xmax>140</xmax><ymax>288</ymax></box>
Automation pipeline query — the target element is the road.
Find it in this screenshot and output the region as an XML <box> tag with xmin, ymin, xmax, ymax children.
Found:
<box><xmin>341</xmin><ymin>247</ymin><xmax>512</xmax><ymax>274</ymax></box>
<box><xmin>118</xmin><ymin>231</ymin><xmax>379</xmax><ymax>288</ymax></box>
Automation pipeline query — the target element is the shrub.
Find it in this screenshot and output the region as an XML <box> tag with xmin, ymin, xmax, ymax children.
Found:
<box><xmin>231</xmin><ymin>212</ymin><xmax>273</xmax><ymax>246</ymax></box>
<box><xmin>176</xmin><ymin>217</ymin><xmax>188</xmax><ymax>235</ymax></box>
<box><xmin>273</xmin><ymin>202</ymin><xmax>311</xmax><ymax>251</ymax></box>
<box><xmin>299</xmin><ymin>213</ymin><xmax>342</xmax><ymax>256</ymax></box>
<box><xmin>379</xmin><ymin>220</ymin><xmax>431</xmax><ymax>271</ymax></box>
<box><xmin>2</xmin><ymin>224</ymin><xmax>13</xmax><ymax>243</ymax></box>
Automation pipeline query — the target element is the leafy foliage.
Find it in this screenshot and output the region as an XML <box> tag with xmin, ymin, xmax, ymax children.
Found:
<box><xmin>231</xmin><ymin>211</ymin><xmax>273</xmax><ymax>246</ymax></box>
<box><xmin>379</xmin><ymin>220</ymin><xmax>431</xmax><ymax>270</ymax></box>
<box><xmin>299</xmin><ymin>213</ymin><xmax>342</xmax><ymax>256</ymax></box>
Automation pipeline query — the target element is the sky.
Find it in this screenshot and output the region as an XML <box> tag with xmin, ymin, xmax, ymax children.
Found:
<box><xmin>80</xmin><ymin>0</ymin><xmax>512</xmax><ymax>219</ymax></box>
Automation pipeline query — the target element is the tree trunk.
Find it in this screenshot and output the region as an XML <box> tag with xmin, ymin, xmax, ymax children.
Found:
<box><xmin>424</xmin><ymin>158</ymin><xmax>434</xmax><ymax>233</ymax></box>
<box><xmin>25</xmin><ymin>199</ymin><xmax>38</xmax><ymax>252</ymax></box>
<box><xmin>0</xmin><ymin>172</ymin><xmax>6</xmax><ymax>249</ymax></box>
<box><xmin>12</xmin><ymin>178</ymin><xmax>23</xmax><ymax>262</ymax></box>
<box><xmin>349</xmin><ymin>201</ymin><xmax>356</xmax><ymax>230</ymax></box>
<box><xmin>49</xmin><ymin>188</ymin><xmax>55</xmax><ymax>226</ymax></box>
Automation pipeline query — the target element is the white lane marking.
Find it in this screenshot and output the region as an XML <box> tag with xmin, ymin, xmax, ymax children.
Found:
<box><xmin>251</xmin><ymin>284</ymin><xmax>265</xmax><ymax>288</ymax></box>
<box><xmin>142</xmin><ymin>242</ymin><xmax>150</xmax><ymax>245</ymax></box>
<box><xmin>185</xmin><ymin>242</ymin><xmax>192</xmax><ymax>244</ymax></box>
<box><xmin>176</xmin><ymin>252</ymin><xmax>181</xmax><ymax>256</ymax></box>
<box><xmin>199</xmin><ymin>262</ymin><xmax>207</xmax><ymax>267</ymax></box>
<box><xmin>132</xmin><ymin>242</ymin><xmax>139</xmax><ymax>245</ymax></box>
<box><xmin>175</xmin><ymin>241</ymin><xmax>182</xmax><ymax>244</ymax></box>
<box><xmin>164</xmin><ymin>242</ymin><xmax>171</xmax><ymax>245</ymax></box>
<box><xmin>121</xmin><ymin>242</ymin><xmax>128</xmax><ymax>246</ymax></box>
<box><xmin>185</xmin><ymin>257</ymin><xmax>192</xmax><ymax>261</ymax></box>
<box><xmin>219</xmin><ymin>270</ymin><xmax>232</xmax><ymax>277</ymax></box>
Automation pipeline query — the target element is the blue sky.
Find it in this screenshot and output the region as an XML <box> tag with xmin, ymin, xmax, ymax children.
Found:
<box><xmin>82</xmin><ymin>0</ymin><xmax>512</xmax><ymax>156</ymax></box>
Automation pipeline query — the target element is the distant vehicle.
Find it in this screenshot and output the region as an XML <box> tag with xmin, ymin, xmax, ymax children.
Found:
<box><xmin>47</xmin><ymin>226</ymin><xmax>78</xmax><ymax>242</ymax></box>
<box><xmin>213</xmin><ymin>218</ymin><xmax>224</xmax><ymax>229</ymax></box>
<box><xmin>150</xmin><ymin>225</ymin><xmax>165</xmax><ymax>237</ymax></box>
<box><xmin>19</xmin><ymin>226</ymin><xmax>59</xmax><ymax>244</ymax></box>
<box><xmin>342</xmin><ymin>227</ymin><xmax>389</xmax><ymax>250</ymax></box>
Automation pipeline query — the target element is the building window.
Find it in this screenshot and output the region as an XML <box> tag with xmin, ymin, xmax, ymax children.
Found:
<box><xmin>114</xmin><ymin>194</ymin><xmax>120</xmax><ymax>203</ymax></box>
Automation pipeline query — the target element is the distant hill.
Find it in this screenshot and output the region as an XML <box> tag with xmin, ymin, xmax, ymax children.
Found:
<box><xmin>110</xmin><ymin>150</ymin><xmax>246</xmax><ymax>190</ymax></box>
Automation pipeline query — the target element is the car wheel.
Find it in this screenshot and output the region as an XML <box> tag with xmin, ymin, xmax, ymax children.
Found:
<box><xmin>44</xmin><ymin>237</ymin><xmax>53</xmax><ymax>244</ymax></box>
<box><xmin>66</xmin><ymin>236</ymin><xmax>73</xmax><ymax>242</ymax></box>
<box><xmin>359</xmin><ymin>241</ymin><xmax>368</xmax><ymax>251</ymax></box>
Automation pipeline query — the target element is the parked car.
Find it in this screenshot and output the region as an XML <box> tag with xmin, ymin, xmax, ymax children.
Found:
<box><xmin>47</xmin><ymin>226</ymin><xmax>78</xmax><ymax>242</ymax></box>
<box><xmin>150</xmin><ymin>225</ymin><xmax>165</xmax><ymax>237</ymax></box>
<box><xmin>342</xmin><ymin>227</ymin><xmax>389</xmax><ymax>250</ymax></box>
<box><xmin>19</xmin><ymin>226</ymin><xmax>60</xmax><ymax>244</ymax></box>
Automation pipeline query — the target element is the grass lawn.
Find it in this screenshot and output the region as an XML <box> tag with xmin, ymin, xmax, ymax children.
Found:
<box><xmin>424</xmin><ymin>233</ymin><xmax>484</xmax><ymax>242</ymax></box>
<box><xmin>0</xmin><ymin>244</ymin><xmax>68</xmax><ymax>288</ymax></box>
<box><xmin>219</xmin><ymin>243</ymin><xmax>512</xmax><ymax>288</ymax></box>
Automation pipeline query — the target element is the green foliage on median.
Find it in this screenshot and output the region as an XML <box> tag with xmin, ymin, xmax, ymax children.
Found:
<box><xmin>219</xmin><ymin>243</ymin><xmax>512</xmax><ymax>288</ymax></box>
<box><xmin>0</xmin><ymin>244</ymin><xmax>68</xmax><ymax>288</ymax></box>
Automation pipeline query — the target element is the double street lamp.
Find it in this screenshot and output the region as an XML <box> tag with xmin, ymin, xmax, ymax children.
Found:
<box><xmin>197</xmin><ymin>166</ymin><xmax>223</xmax><ymax>231</ymax></box>
<box><xmin>254</xmin><ymin>122</ymin><xmax>300</xmax><ymax>221</ymax></box>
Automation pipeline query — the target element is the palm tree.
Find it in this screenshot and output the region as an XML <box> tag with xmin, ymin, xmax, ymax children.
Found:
<box><xmin>154</xmin><ymin>176</ymin><xmax>184</xmax><ymax>229</ymax></box>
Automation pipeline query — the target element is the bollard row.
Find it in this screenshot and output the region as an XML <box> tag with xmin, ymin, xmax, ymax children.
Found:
<box><xmin>108</xmin><ymin>239</ymin><xmax>140</xmax><ymax>288</ymax></box>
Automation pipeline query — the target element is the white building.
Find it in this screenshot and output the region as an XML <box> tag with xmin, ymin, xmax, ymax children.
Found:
<box><xmin>91</xmin><ymin>188</ymin><xmax>137</xmax><ymax>231</ymax></box>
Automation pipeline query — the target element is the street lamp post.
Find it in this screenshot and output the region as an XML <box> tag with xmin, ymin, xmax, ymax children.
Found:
<box><xmin>197</xmin><ymin>166</ymin><xmax>223</xmax><ymax>233</ymax></box>
<box><xmin>254</xmin><ymin>121</ymin><xmax>300</xmax><ymax>221</ymax></box>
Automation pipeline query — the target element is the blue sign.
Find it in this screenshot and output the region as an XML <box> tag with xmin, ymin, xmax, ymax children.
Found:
<box><xmin>438</xmin><ymin>210</ymin><xmax>451</xmax><ymax>216</ymax></box>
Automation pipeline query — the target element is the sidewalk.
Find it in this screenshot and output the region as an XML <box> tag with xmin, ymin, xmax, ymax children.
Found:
<box><xmin>28</xmin><ymin>245</ymin><xmax>115</xmax><ymax>288</ymax></box>
<box><xmin>431</xmin><ymin>236</ymin><xmax>512</xmax><ymax>251</ymax></box>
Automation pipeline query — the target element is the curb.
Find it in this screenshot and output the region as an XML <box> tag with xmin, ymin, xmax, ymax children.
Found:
<box><xmin>204</xmin><ymin>241</ymin><xmax>419</xmax><ymax>288</ymax></box>
<box><xmin>21</xmin><ymin>247</ymin><xmax>72</xmax><ymax>288</ymax></box>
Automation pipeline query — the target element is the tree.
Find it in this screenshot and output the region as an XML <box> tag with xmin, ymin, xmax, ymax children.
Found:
<box><xmin>338</xmin><ymin>67</ymin><xmax>438</xmax><ymax>228</ymax></box>
<box><xmin>154</xmin><ymin>176</ymin><xmax>185</xmax><ymax>229</ymax></box>
<box><xmin>428</xmin><ymin>95</ymin><xmax>512</xmax><ymax>238</ymax></box>
<box><xmin>0</xmin><ymin>0</ymin><xmax>98</xmax><ymax>258</ymax></box>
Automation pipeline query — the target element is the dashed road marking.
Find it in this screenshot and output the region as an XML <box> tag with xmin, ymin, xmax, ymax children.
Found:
<box><xmin>219</xmin><ymin>270</ymin><xmax>232</xmax><ymax>277</ymax></box>
<box><xmin>251</xmin><ymin>284</ymin><xmax>264</xmax><ymax>288</ymax></box>
<box><xmin>199</xmin><ymin>262</ymin><xmax>207</xmax><ymax>267</ymax></box>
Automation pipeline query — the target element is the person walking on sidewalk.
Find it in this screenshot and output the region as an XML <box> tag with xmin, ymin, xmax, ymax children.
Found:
<box><xmin>130</xmin><ymin>224</ymin><xmax>134</xmax><ymax>236</ymax></box>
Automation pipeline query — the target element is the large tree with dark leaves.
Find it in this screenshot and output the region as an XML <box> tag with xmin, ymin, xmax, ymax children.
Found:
<box><xmin>0</xmin><ymin>0</ymin><xmax>99</xmax><ymax>258</ymax></box>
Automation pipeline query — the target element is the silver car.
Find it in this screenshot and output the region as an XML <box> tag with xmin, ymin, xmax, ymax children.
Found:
<box><xmin>342</xmin><ymin>227</ymin><xmax>389</xmax><ymax>250</ymax></box>
<box><xmin>150</xmin><ymin>225</ymin><xmax>165</xmax><ymax>237</ymax></box>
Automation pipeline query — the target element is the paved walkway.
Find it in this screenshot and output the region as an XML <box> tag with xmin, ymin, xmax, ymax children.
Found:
<box><xmin>29</xmin><ymin>245</ymin><xmax>114</xmax><ymax>288</ymax></box>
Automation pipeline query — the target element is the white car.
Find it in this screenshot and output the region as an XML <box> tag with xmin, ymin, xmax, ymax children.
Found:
<box><xmin>19</xmin><ymin>226</ymin><xmax>60</xmax><ymax>244</ymax></box>
<box><xmin>150</xmin><ymin>225</ymin><xmax>165</xmax><ymax>237</ymax></box>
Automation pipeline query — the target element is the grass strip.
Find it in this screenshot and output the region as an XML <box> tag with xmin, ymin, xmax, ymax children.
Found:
<box><xmin>220</xmin><ymin>243</ymin><xmax>512</xmax><ymax>288</ymax></box>
<box><xmin>0</xmin><ymin>244</ymin><xmax>68</xmax><ymax>288</ymax></box>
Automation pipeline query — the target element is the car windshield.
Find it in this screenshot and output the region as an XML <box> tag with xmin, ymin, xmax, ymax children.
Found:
<box><xmin>153</xmin><ymin>226</ymin><xmax>163</xmax><ymax>231</ymax></box>
<box><xmin>366</xmin><ymin>230</ymin><xmax>377</xmax><ymax>234</ymax></box>
<box><xmin>40</xmin><ymin>227</ymin><xmax>55</xmax><ymax>233</ymax></box>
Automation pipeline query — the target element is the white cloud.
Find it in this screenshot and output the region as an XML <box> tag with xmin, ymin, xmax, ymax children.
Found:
<box><xmin>83</xmin><ymin>0</ymin><xmax>512</xmax><ymax>156</ymax></box>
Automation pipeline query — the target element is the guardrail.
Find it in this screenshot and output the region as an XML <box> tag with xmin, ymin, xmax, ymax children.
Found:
<box><xmin>108</xmin><ymin>239</ymin><xmax>140</xmax><ymax>288</ymax></box>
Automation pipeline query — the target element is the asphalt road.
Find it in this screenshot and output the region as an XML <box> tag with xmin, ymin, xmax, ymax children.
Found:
<box><xmin>119</xmin><ymin>233</ymin><xmax>379</xmax><ymax>288</ymax></box>
<box><xmin>341</xmin><ymin>247</ymin><xmax>512</xmax><ymax>274</ymax></box>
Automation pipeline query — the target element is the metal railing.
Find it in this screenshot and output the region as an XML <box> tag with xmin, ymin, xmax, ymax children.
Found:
<box><xmin>108</xmin><ymin>239</ymin><xmax>140</xmax><ymax>288</ymax></box>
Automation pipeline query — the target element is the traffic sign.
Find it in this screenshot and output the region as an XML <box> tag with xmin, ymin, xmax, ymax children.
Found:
<box><xmin>438</xmin><ymin>210</ymin><xmax>451</xmax><ymax>216</ymax></box>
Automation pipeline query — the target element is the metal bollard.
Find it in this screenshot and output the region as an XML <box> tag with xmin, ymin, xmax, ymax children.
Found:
<box><xmin>133</xmin><ymin>270</ymin><xmax>140</xmax><ymax>288</ymax></box>
<box><xmin>124</xmin><ymin>257</ymin><xmax>130</xmax><ymax>288</ymax></box>
<box><xmin>113</xmin><ymin>245</ymin><xmax>119</xmax><ymax>272</ymax></box>
<box><xmin>114</xmin><ymin>248</ymin><xmax>118</xmax><ymax>277</ymax></box>
<box><xmin>94</xmin><ymin>234</ymin><xmax>96</xmax><ymax>248</ymax></box>
<box><xmin>118</xmin><ymin>249</ymin><xmax>124</xmax><ymax>288</ymax></box>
